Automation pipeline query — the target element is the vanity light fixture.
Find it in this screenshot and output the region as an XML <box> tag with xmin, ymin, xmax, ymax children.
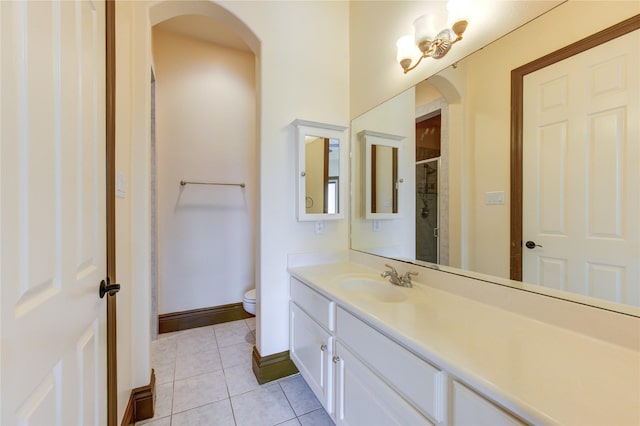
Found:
<box><xmin>397</xmin><ymin>0</ymin><xmax>471</xmax><ymax>74</ymax></box>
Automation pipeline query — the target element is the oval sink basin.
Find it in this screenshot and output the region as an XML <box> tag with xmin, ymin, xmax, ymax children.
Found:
<box><xmin>340</xmin><ymin>278</ymin><xmax>408</xmax><ymax>303</ymax></box>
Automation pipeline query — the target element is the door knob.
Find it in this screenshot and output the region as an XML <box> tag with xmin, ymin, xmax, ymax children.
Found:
<box><xmin>525</xmin><ymin>240</ymin><xmax>542</xmax><ymax>249</ymax></box>
<box><xmin>99</xmin><ymin>278</ymin><xmax>121</xmax><ymax>298</ymax></box>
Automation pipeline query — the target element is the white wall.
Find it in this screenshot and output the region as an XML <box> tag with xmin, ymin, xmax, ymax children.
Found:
<box><xmin>217</xmin><ymin>1</ymin><xmax>351</xmax><ymax>357</ymax></box>
<box><xmin>152</xmin><ymin>28</ymin><xmax>257</xmax><ymax>314</ymax></box>
<box><xmin>115</xmin><ymin>2</ymin><xmax>154</xmax><ymax>423</ymax></box>
<box><xmin>351</xmin><ymin>88</ymin><xmax>415</xmax><ymax>260</ymax></box>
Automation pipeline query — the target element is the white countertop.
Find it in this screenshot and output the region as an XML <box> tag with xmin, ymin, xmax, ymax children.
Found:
<box><xmin>288</xmin><ymin>261</ymin><xmax>640</xmax><ymax>426</ymax></box>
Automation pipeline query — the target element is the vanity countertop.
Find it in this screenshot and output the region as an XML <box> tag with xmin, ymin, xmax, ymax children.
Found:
<box><xmin>288</xmin><ymin>261</ymin><xmax>640</xmax><ymax>425</ymax></box>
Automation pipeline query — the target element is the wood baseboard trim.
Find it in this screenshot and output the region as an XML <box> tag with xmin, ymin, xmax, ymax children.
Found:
<box><xmin>159</xmin><ymin>303</ymin><xmax>254</xmax><ymax>334</ymax></box>
<box><xmin>121</xmin><ymin>369</ymin><xmax>156</xmax><ymax>426</ymax></box>
<box><xmin>251</xmin><ymin>346</ymin><xmax>299</xmax><ymax>385</ymax></box>
<box><xmin>121</xmin><ymin>393</ymin><xmax>134</xmax><ymax>426</ymax></box>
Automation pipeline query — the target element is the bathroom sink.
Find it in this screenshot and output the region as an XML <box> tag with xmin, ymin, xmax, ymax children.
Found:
<box><xmin>340</xmin><ymin>278</ymin><xmax>408</xmax><ymax>303</ymax></box>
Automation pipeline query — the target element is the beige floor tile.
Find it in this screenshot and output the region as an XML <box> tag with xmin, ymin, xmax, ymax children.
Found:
<box><xmin>224</xmin><ymin>364</ymin><xmax>261</xmax><ymax>396</ymax></box>
<box><xmin>279</xmin><ymin>375</ymin><xmax>322</xmax><ymax>416</ymax></box>
<box><xmin>173</xmin><ymin>370</ymin><xmax>229</xmax><ymax>414</ymax></box>
<box><xmin>219</xmin><ymin>342</ymin><xmax>254</xmax><ymax>370</ymax></box>
<box><xmin>172</xmin><ymin>398</ymin><xmax>235</xmax><ymax>426</ymax></box>
<box><xmin>298</xmin><ymin>409</ymin><xmax>334</xmax><ymax>426</ymax></box>
<box><xmin>231</xmin><ymin>383</ymin><xmax>296</xmax><ymax>426</ymax></box>
<box><xmin>175</xmin><ymin>348</ymin><xmax>223</xmax><ymax>380</ymax></box>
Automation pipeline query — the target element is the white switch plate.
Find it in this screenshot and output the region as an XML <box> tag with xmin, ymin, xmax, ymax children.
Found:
<box><xmin>372</xmin><ymin>220</ymin><xmax>381</xmax><ymax>232</ymax></box>
<box><xmin>485</xmin><ymin>191</ymin><xmax>504</xmax><ymax>205</ymax></box>
<box><xmin>315</xmin><ymin>221</ymin><xmax>324</xmax><ymax>234</ymax></box>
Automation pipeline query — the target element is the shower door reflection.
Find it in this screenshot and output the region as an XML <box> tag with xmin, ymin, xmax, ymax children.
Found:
<box><xmin>416</xmin><ymin>159</ymin><xmax>439</xmax><ymax>263</ymax></box>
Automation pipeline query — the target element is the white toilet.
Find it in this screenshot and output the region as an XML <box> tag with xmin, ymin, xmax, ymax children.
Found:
<box><xmin>242</xmin><ymin>288</ymin><xmax>256</xmax><ymax>315</ymax></box>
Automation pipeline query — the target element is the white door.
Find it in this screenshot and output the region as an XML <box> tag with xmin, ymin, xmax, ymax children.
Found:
<box><xmin>1</xmin><ymin>1</ymin><xmax>107</xmax><ymax>425</ymax></box>
<box><xmin>522</xmin><ymin>29</ymin><xmax>639</xmax><ymax>306</ymax></box>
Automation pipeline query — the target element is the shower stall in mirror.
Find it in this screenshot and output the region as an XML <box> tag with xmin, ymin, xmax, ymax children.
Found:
<box><xmin>416</xmin><ymin>111</ymin><xmax>441</xmax><ymax>264</ymax></box>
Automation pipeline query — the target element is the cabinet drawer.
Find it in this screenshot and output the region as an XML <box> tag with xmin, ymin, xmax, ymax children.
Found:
<box><xmin>337</xmin><ymin>307</ymin><xmax>445</xmax><ymax>423</ymax></box>
<box><xmin>290</xmin><ymin>277</ymin><xmax>334</xmax><ymax>331</ymax></box>
<box><xmin>452</xmin><ymin>381</ymin><xmax>526</xmax><ymax>426</ymax></box>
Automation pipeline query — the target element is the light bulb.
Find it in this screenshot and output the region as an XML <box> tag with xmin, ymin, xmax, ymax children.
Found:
<box><xmin>396</xmin><ymin>35</ymin><xmax>418</xmax><ymax>70</ymax></box>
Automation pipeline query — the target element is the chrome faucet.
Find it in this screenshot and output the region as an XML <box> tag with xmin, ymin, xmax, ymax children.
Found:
<box><xmin>381</xmin><ymin>264</ymin><xmax>418</xmax><ymax>288</ymax></box>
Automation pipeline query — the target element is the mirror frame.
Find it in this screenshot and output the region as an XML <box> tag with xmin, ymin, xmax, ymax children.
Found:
<box><xmin>293</xmin><ymin>119</ymin><xmax>348</xmax><ymax>222</ymax></box>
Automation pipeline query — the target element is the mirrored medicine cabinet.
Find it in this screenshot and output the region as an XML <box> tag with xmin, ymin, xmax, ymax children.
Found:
<box><xmin>359</xmin><ymin>130</ymin><xmax>405</xmax><ymax>220</ymax></box>
<box><xmin>293</xmin><ymin>119</ymin><xmax>348</xmax><ymax>222</ymax></box>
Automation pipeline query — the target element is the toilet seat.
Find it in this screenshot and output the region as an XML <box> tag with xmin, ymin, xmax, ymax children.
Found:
<box><xmin>243</xmin><ymin>288</ymin><xmax>256</xmax><ymax>315</ymax></box>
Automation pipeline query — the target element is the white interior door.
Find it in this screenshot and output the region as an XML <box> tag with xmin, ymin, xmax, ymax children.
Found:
<box><xmin>1</xmin><ymin>1</ymin><xmax>107</xmax><ymax>424</ymax></box>
<box><xmin>522</xmin><ymin>29</ymin><xmax>639</xmax><ymax>306</ymax></box>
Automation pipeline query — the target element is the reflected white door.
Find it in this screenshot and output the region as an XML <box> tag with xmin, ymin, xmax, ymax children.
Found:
<box><xmin>522</xmin><ymin>30</ymin><xmax>639</xmax><ymax>306</ymax></box>
<box><xmin>1</xmin><ymin>1</ymin><xmax>107</xmax><ymax>424</ymax></box>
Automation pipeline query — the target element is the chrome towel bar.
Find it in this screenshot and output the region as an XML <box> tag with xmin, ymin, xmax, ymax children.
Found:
<box><xmin>180</xmin><ymin>180</ymin><xmax>245</xmax><ymax>188</ymax></box>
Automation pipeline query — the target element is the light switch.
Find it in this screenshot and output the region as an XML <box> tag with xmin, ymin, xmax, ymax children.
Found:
<box><xmin>315</xmin><ymin>221</ymin><xmax>324</xmax><ymax>234</ymax></box>
<box><xmin>372</xmin><ymin>220</ymin><xmax>381</xmax><ymax>232</ymax></box>
<box><xmin>485</xmin><ymin>191</ymin><xmax>504</xmax><ymax>205</ymax></box>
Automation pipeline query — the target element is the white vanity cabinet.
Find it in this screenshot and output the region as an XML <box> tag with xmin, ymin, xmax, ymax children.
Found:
<box><xmin>289</xmin><ymin>278</ymin><xmax>335</xmax><ymax>415</ymax></box>
<box><xmin>290</xmin><ymin>276</ymin><xmax>526</xmax><ymax>426</ymax></box>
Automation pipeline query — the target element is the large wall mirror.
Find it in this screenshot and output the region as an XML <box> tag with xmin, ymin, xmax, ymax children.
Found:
<box><xmin>350</xmin><ymin>5</ymin><xmax>640</xmax><ymax>316</ymax></box>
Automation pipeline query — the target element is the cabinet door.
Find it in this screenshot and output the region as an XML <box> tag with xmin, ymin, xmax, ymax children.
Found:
<box><xmin>290</xmin><ymin>303</ymin><xmax>333</xmax><ymax>414</ymax></box>
<box><xmin>334</xmin><ymin>342</ymin><xmax>433</xmax><ymax>426</ymax></box>
<box><xmin>452</xmin><ymin>381</ymin><xmax>525</xmax><ymax>426</ymax></box>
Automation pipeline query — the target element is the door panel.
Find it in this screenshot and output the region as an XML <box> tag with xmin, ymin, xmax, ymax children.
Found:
<box><xmin>522</xmin><ymin>29</ymin><xmax>639</xmax><ymax>306</ymax></box>
<box><xmin>1</xmin><ymin>1</ymin><xmax>107</xmax><ymax>424</ymax></box>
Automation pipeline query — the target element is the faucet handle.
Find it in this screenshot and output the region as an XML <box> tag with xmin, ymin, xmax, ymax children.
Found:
<box><xmin>401</xmin><ymin>271</ymin><xmax>418</xmax><ymax>284</ymax></box>
<box><xmin>383</xmin><ymin>264</ymin><xmax>397</xmax><ymax>274</ymax></box>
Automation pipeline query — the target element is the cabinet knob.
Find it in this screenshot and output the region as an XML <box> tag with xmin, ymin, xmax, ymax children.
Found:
<box><xmin>320</xmin><ymin>344</ymin><xmax>327</xmax><ymax>352</ymax></box>
<box><xmin>332</xmin><ymin>356</ymin><xmax>340</xmax><ymax>364</ymax></box>
<box><xmin>300</xmin><ymin>171</ymin><xmax>306</xmax><ymax>177</ymax></box>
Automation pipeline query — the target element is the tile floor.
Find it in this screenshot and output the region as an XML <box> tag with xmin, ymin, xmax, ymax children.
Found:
<box><xmin>138</xmin><ymin>318</ymin><xmax>334</xmax><ymax>426</ymax></box>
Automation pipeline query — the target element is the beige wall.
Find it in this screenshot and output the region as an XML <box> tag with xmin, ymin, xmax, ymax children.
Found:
<box><xmin>152</xmin><ymin>28</ymin><xmax>257</xmax><ymax>314</ymax></box>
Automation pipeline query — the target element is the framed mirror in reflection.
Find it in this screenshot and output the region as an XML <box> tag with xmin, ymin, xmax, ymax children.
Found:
<box><xmin>360</xmin><ymin>130</ymin><xmax>405</xmax><ymax>219</ymax></box>
<box><xmin>350</xmin><ymin>6</ymin><xmax>640</xmax><ymax>315</ymax></box>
